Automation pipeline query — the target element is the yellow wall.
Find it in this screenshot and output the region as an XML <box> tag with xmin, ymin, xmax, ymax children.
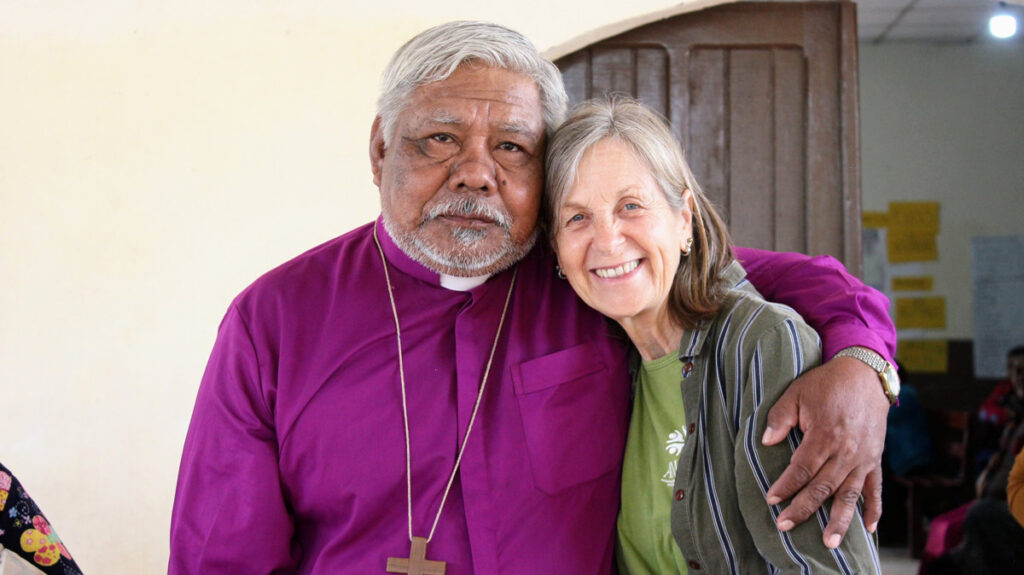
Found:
<box><xmin>0</xmin><ymin>1</ymin><xmax>692</xmax><ymax>572</ymax></box>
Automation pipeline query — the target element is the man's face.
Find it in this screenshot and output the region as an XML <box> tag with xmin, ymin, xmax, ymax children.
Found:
<box><xmin>1009</xmin><ymin>353</ymin><xmax>1024</xmax><ymax>400</ymax></box>
<box><xmin>370</xmin><ymin>64</ymin><xmax>546</xmax><ymax>277</ymax></box>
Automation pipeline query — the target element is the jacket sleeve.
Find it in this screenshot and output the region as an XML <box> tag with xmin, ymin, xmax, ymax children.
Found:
<box><xmin>169</xmin><ymin>303</ymin><xmax>299</xmax><ymax>574</ymax></box>
<box><xmin>735</xmin><ymin>319</ymin><xmax>882</xmax><ymax>574</ymax></box>
<box><xmin>734</xmin><ymin>246</ymin><xmax>896</xmax><ymax>363</ymax></box>
<box><xmin>1008</xmin><ymin>448</ymin><xmax>1024</xmax><ymax>527</ymax></box>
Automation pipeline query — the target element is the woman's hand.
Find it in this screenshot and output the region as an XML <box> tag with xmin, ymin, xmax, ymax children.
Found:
<box><xmin>761</xmin><ymin>356</ymin><xmax>889</xmax><ymax>548</ymax></box>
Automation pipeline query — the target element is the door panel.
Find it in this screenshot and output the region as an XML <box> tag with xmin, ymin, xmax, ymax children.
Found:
<box><xmin>555</xmin><ymin>1</ymin><xmax>861</xmax><ymax>272</ymax></box>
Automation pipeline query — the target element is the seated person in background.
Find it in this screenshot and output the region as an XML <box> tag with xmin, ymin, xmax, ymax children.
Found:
<box><xmin>882</xmin><ymin>362</ymin><xmax>932</xmax><ymax>478</ymax></box>
<box><xmin>974</xmin><ymin>346</ymin><xmax>1024</xmax><ymax>469</ymax></box>
<box><xmin>0</xmin><ymin>462</ymin><xmax>84</xmax><ymax>575</ymax></box>
<box><xmin>975</xmin><ymin>346</ymin><xmax>1024</xmax><ymax>499</ymax></box>
<box><xmin>928</xmin><ymin>345</ymin><xmax>1024</xmax><ymax>574</ymax></box>
<box><xmin>543</xmin><ymin>97</ymin><xmax>882</xmax><ymax>574</ymax></box>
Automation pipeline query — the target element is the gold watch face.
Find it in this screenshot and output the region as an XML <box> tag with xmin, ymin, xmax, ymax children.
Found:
<box><xmin>880</xmin><ymin>363</ymin><xmax>900</xmax><ymax>400</ymax></box>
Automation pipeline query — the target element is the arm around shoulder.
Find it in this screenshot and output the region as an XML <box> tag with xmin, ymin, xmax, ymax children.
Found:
<box><xmin>735</xmin><ymin>246</ymin><xmax>895</xmax><ymax>362</ymax></box>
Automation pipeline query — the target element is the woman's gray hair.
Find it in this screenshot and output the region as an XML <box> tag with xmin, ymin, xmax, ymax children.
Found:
<box><xmin>544</xmin><ymin>96</ymin><xmax>734</xmax><ymax>328</ymax></box>
<box><xmin>376</xmin><ymin>21</ymin><xmax>568</xmax><ymax>145</ymax></box>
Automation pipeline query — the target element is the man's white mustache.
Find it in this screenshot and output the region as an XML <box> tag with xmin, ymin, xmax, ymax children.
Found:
<box><xmin>424</xmin><ymin>198</ymin><xmax>511</xmax><ymax>229</ymax></box>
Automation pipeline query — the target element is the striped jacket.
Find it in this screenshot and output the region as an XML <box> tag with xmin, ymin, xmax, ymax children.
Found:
<box><xmin>666</xmin><ymin>261</ymin><xmax>881</xmax><ymax>574</ymax></box>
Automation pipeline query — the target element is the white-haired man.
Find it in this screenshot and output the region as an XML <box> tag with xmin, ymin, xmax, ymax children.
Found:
<box><xmin>170</xmin><ymin>21</ymin><xmax>896</xmax><ymax>574</ymax></box>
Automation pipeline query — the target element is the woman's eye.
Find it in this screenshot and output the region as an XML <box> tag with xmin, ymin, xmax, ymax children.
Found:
<box><xmin>567</xmin><ymin>213</ymin><xmax>584</xmax><ymax>224</ymax></box>
<box><xmin>624</xmin><ymin>203</ymin><xmax>641</xmax><ymax>211</ymax></box>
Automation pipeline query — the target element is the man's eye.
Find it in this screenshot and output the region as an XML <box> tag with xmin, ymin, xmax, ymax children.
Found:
<box><xmin>430</xmin><ymin>134</ymin><xmax>454</xmax><ymax>143</ymax></box>
<box><xmin>498</xmin><ymin>142</ymin><xmax>523</xmax><ymax>152</ymax></box>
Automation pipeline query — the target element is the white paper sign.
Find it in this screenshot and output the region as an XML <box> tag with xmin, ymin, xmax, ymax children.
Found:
<box><xmin>971</xmin><ymin>236</ymin><xmax>1024</xmax><ymax>378</ymax></box>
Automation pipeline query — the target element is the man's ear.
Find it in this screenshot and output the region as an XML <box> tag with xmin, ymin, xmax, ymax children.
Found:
<box><xmin>369</xmin><ymin>116</ymin><xmax>387</xmax><ymax>187</ymax></box>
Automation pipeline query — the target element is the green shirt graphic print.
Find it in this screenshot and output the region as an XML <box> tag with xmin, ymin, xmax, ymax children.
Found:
<box><xmin>616</xmin><ymin>350</ymin><xmax>689</xmax><ymax>575</ymax></box>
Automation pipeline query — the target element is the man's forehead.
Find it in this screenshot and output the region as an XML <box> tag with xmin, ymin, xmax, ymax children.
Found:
<box><xmin>419</xmin><ymin>107</ymin><xmax>540</xmax><ymax>134</ymax></box>
<box><xmin>404</xmin><ymin>67</ymin><xmax>543</xmax><ymax>123</ymax></box>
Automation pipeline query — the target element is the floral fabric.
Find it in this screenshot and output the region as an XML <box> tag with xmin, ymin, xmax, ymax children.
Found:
<box><xmin>0</xmin><ymin>462</ymin><xmax>83</xmax><ymax>574</ymax></box>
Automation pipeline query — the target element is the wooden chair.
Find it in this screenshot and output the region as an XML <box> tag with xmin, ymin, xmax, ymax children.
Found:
<box><xmin>891</xmin><ymin>409</ymin><xmax>975</xmax><ymax>558</ymax></box>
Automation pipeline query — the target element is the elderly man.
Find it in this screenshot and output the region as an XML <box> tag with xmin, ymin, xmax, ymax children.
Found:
<box><xmin>170</xmin><ymin>21</ymin><xmax>896</xmax><ymax>574</ymax></box>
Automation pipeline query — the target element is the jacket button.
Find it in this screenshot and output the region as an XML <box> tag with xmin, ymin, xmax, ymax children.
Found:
<box><xmin>682</xmin><ymin>361</ymin><xmax>694</xmax><ymax>378</ymax></box>
<box><xmin>688</xmin><ymin>423</ymin><xmax>696</xmax><ymax>434</ymax></box>
<box><xmin>688</xmin><ymin>560</ymin><xmax>701</xmax><ymax>570</ymax></box>
<box><xmin>674</xmin><ymin>489</ymin><xmax>684</xmax><ymax>501</ymax></box>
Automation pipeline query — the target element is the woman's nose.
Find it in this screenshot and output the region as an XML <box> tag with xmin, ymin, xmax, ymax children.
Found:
<box><xmin>592</xmin><ymin>217</ymin><xmax>624</xmax><ymax>252</ymax></box>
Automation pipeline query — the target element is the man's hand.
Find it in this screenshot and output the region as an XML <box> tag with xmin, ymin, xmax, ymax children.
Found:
<box><xmin>762</xmin><ymin>356</ymin><xmax>889</xmax><ymax>548</ymax></box>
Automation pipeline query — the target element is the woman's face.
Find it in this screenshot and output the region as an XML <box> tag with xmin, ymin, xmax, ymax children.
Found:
<box><xmin>553</xmin><ymin>138</ymin><xmax>692</xmax><ymax>325</ymax></box>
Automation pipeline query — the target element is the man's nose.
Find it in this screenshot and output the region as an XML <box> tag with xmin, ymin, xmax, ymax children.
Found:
<box><xmin>449</xmin><ymin>140</ymin><xmax>497</xmax><ymax>193</ymax></box>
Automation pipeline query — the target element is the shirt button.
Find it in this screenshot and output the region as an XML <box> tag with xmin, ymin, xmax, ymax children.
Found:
<box><xmin>688</xmin><ymin>560</ymin><xmax>701</xmax><ymax>570</ymax></box>
<box><xmin>688</xmin><ymin>423</ymin><xmax>696</xmax><ymax>434</ymax></box>
<box><xmin>674</xmin><ymin>489</ymin><xmax>684</xmax><ymax>501</ymax></box>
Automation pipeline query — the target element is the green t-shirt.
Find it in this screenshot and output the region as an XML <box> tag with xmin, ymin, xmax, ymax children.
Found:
<box><xmin>616</xmin><ymin>350</ymin><xmax>689</xmax><ymax>575</ymax></box>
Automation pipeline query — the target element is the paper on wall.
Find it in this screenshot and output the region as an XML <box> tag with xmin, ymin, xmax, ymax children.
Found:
<box><xmin>896</xmin><ymin>296</ymin><xmax>946</xmax><ymax>329</ymax></box>
<box><xmin>971</xmin><ymin>236</ymin><xmax>1024</xmax><ymax>378</ymax></box>
<box><xmin>898</xmin><ymin>340</ymin><xmax>948</xmax><ymax>373</ymax></box>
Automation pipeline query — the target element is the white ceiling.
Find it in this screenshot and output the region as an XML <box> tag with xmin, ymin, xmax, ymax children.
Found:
<box><xmin>858</xmin><ymin>0</ymin><xmax>1024</xmax><ymax>43</ymax></box>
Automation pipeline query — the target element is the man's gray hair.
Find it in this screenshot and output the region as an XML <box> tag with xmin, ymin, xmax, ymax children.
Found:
<box><xmin>376</xmin><ymin>21</ymin><xmax>568</xmax><ymax>145</ymax></box>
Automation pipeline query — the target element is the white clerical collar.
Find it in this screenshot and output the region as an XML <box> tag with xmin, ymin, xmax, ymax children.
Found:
<box><xmin>440</xmin><ymin>273</ymin><xmax>490</xmax><ymax>291</ymax></box>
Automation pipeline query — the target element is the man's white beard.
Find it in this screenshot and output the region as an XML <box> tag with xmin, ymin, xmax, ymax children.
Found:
<box><xmin>382</xmin><ymin>215</ymin><xmax>538</xmax><ymax>277</ymax></box>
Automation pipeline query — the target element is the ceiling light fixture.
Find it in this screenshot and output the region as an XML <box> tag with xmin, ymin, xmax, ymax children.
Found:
<box><xmin>990</xmin><ymin>3</ymin><xmax>1019</xmax><ymax>38</ymax></box>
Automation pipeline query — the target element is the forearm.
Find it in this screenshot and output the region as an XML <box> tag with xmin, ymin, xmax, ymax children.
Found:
<box><xmin>736</xmin><ymin>246</ymin><xmax>895</xmax><ymax>362</ymax></box>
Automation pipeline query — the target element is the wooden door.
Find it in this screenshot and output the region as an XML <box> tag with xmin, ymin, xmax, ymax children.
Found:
<box><xmin>555</xmin><ymin>1</ymin><xmax>862</xmax><ymax>273</ymax></box>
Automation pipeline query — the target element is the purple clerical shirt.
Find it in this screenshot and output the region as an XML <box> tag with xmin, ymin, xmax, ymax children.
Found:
<box><xmin>169</xmin><ymin>218</ymin><xmax>895</xmax><ymax>574</ymax></box>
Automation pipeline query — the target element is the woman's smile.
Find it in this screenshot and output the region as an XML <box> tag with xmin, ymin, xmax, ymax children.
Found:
<box><xmin>592</xmin><ymin>259</ymin><xmax>641</xmax><ymax>279</ymax></box>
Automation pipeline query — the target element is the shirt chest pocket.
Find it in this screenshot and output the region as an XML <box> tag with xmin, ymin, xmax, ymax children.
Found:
<box><xmin>511</xmin><ymin>342</ymin><xmax>629</xmax><ymax>495</ymax></box>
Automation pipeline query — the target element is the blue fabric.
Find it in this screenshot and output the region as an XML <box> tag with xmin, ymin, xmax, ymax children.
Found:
<box><xmin>884</xmin><ymin>385</ymin><xmax>933</xmax><ymax>476</ymax></box>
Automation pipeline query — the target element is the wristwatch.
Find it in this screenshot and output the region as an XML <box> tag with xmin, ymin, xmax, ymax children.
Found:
<box><xmin>835</xmin><ymin>346</ymin><xmax>900</xmax><ymax>405</ymax></box>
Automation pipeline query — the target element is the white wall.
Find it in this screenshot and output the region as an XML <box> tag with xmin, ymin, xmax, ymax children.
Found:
<box><xmin>859</xmin><ymin>40</ymin><xmax>1024</xmax><ymax>339</ymax></box>
<box><xmin>0</xmin><ymin>1</ymin><xmax>695</xmax><ymax>572</ymax></box>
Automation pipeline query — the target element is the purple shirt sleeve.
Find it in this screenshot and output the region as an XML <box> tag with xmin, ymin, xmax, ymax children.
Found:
<box><xmin>735</xmin><ymin>246</ymin><xmax>896</xmax><ymax>363</ymax></box>
<box><xmin>169</xmin><ymin>303</ymin><xmax>300</xmax><ymax>574</ymax></box>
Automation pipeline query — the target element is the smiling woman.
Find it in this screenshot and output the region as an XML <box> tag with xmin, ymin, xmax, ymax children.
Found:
<box><xmin>544</xmin><ymin>97</ymin><xmax>733</xmax><ymax>357</ymax></box>
<box><xmin>553</xmin><ymin>138</ymin><xmax>694</xmax><ymax>348</ymax></box>
<box><xmin>543</xmin><ymin>97</ymin><xmax>883</xmax><ymax>574</ymax></box>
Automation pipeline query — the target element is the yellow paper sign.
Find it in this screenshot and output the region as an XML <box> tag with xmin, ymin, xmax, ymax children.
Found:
<box><xmin>898</xmin><ymin>340</ymin><xmax>948</xmax><ymax>373</ymax></box>
<box><xmin>892</xmin><ymin>276</ymin><xmax>934</xmax><ymax>291</ymax></box>
<box><xmin>862</xmin><ymin>211</ymin><xmax>889</xmax><ymax>229</ymax></box>
<box><xmin>890</xmin><ymin>201</ymin><xmax>940</xmax><ymax>233</ymax></box>
<box><xmin>896</xmin><ymin>297</ymin><xmax>946</xmax><ymax>329</ymax></box>
<box><xmin>888</xmin><ymin>230</ymin><xmax>938</xmax><ymax>262</ymax></box>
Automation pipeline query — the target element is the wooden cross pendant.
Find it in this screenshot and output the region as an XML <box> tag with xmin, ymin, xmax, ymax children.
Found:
<box><xmin>386</xmin><ymin>536</ymin><xmax>446</xmax><ymax>575</ymax></box>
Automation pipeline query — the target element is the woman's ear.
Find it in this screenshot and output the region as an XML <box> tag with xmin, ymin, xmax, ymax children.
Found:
<box><xmin>679</xmin><ymin>188</ymin><xmax>695</xmax><ymax>239</ymax></box>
